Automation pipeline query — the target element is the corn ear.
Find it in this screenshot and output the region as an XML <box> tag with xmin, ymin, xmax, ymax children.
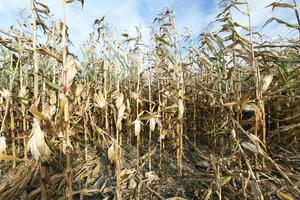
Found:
<box><xmin>178</xmin><ymin>98</ymin><xmax>184</xmax><ymax>119</ymax></box>
<box><xmin>149</xmin><ymin>117</ymin><xmax>156</xmax><ymax>131</ymax></box>
<box><xmin>0</xmin><ymin>136</ymin><xmax>6</xmax><ymax>155</ymax></box>
<box><xmin>27</xmin><ymin>119</ymin><xmax>51</xmax><ymax>162</ymax></box>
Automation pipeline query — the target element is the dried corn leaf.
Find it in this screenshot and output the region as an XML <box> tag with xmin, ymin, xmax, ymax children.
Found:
<box><xmin>0</xmin><ymin>89</ymin><xmax>10</xmax><ymax>99</ymax></box>
<box><xmin>167</xmin><ymin>197</ymin><xmax>186</xmax><ymax>200</ymax></box>
<box><xmin>0</xmin><ymin>155</ymin><xmax>25</xmax><ymax>161</ymax></box>
<box><xmin>128</xmin><ymin>178</ymin><xmax>137</xmax><ymax>189</ymax></box>
<box><xmin>277</xmin><ymin>191</ymin><xmax>294</xmax><ymax>200</ymax></box>
<box><xmin>30</xmin><ymin>105</ymin><xmax>45</xmax><ymax>122</ymax></box>
<box><xmin>241</xmin><ymin>142</ymin><xmax>265</xmax><ymax>156</ymax></box>
<box><xmin>94</xmin><ymin>91</ymin><xmax>106</xmax><ymax>108</ymax></box>
<box><xmin>145</xmin><ymin>171</ymin><xmax>159</xmax><ymax>181</ymax></box>
<box><xmin>259</xmin><ymin>74</ymin><xmax>273</xmax><ymax>95</ymax></box>
<box><xmin>48</xmin><ymin>90</ymin><xmax>57</xmax><ymax>105</ymax></box>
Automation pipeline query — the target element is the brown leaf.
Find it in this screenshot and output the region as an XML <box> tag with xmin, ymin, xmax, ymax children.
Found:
<box><xmin>277</xmin><ymin>191</ymin><xmax>294</xmax><ymax>200</ymax></box>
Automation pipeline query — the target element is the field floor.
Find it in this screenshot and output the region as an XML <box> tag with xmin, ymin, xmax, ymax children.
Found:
<box><xmin>0</xmin><ymin>136</ymin><xmax>299</xmax><ymax>200</ymax></box>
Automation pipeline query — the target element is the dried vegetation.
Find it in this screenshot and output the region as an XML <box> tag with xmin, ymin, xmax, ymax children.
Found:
<box><xmin>0</xmin><ymin>0</ymin><xmax>299</xmax><ymax>199</ymax></box>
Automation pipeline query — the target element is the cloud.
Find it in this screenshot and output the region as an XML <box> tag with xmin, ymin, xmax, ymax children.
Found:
<box><xmin>0</xmin><ymin>0</ymin><xmax>298</xmax><ymax>56</ymax></box>
<box><xmin>230</xmin><ymin>0</ymin><xmax>299</xmax><ymax>39</ymax></box>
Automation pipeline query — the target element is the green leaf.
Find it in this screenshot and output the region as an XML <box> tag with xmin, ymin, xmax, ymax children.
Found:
<box><xmin>46</xmin><ymin>81</ymin><xmax>63</xmax><ymax>92</ymax></box>
<box><xmin>155</xmin><ymin>35</ymin><xmax>171</xmax><ymax>46</ymax></box>
<box><xmin>221</xmin><ymin>176</ymin><xmax>232</xmax><ymax>186</ymax></box>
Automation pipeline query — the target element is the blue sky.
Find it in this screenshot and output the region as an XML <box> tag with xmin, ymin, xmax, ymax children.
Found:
<box><xmin>0</xmin><ymin>0</ymin><xmax>298</xmax><ymax>54</ymax></box>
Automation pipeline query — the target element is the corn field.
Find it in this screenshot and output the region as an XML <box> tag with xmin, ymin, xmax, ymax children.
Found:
<box><xmin>0</xmin><ymin>0</ymin><xmax>299</xmax><ymax>199</ymax></box>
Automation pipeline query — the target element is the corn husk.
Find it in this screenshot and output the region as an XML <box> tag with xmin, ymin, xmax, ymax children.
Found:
<box><xmin>115</xmin><ymin>93</ymin><xmax>124</xmax><ymax>109</ymax></box>
<box><xmin>59</xmin><ymin>95</ymin><xmax>69</xmax><ymax>122</ymax></box>
<box><xmin>149</xmin><ymin>117</ymin><xmax>156</xmax><ymax>131</ymax></box>
<box><xmin>133</xmin><ymin>119</ymin><xmax>142</xmax><ymax>136</ymax></box>
<box><xmin>0</xmin><ymin>136</ymin><xmax>7</xmax><ymax>155</ymax></box>
<box><xmin>27</xmin><ymin>119</ymin><xmax>51</xmax><ymax>162</ymax></box>
<box><xmin>126</xmin><ymin>98</ymin><xmax>131</xmax><ymax>113</ymax></box>
<box><xmin>62</xmin><ymin>55</ymin><xmax>77</xmax><ymax>87</ymax></box>
<box><xmin>115</xmin><ymin>103</ymin><xmax>126</xmax><ymax>130</ymax></box>
<box><xmin>117</xmin><ymin>103</ymin><xmax>126</xmax><ymax>119</ymax></box>
<box><xmin>178</xmin><ymin>98</ymin><xmax>184</xmax><ymax>119</ymax></box>
<box><xmin>108</xmin><ymin>143</ymin><xmax>116</xmax><ymax>164</ymax></box>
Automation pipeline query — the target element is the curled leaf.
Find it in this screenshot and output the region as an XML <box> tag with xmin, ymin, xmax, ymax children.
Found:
<box><xmin>145</xmin><ymin>171</ymin><xmax>159</xmax><ymax>181</ymax></box>
<box><xmin>259</xmin><ymin>74</ymin><xmax>273</xmax><ymax>95</ymax></box>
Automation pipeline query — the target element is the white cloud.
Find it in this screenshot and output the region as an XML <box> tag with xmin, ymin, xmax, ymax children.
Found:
<box><xmin>230</xmin><ymin>0</ymin><xmax>299</xmax><ymax>39</ymax></box>
<box><xmin>0</xmin><ymin>0</ymin><xmax>298</xmax><ymax>55</ymax></box>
